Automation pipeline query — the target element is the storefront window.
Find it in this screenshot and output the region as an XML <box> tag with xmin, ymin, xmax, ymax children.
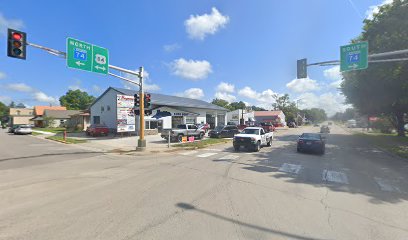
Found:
<box><xmin>185</xmin><ymin>117</ymin><xmax>196</xmax><ymax>124</ymax></box>
<box><xmin>145</xmin><ymin>120</ymin><xmax>159</xmax><ymax>130</ymax></box>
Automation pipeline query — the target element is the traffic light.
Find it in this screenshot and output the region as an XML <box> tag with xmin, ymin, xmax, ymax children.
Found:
<box><xmin>7</xmin><ymin>29</ymin><xmax>26</xmax><ymax>60</ymax></box>
<box><xmin>134</xmin><ymin>109</ymin><xmax>140</xmax><ymax>115</ymax></box>
<box><xmin>134</xmin><ymin>94</ymin><xmax>140</xmax><ymax>107</ymax></box>
<box><xmin>144</xmin><ymin>93</ymin><xmax>151</xmax><ymax>108</ymax></box>
<box><xmin>297</xmin><ymin>58</ymin><xmax>307</xmax><ymax>79</ymax></box>
<box><xmin>144</xmin><ymin>109</ymin><xmax>152</xmax><ymax>116</ymax></box>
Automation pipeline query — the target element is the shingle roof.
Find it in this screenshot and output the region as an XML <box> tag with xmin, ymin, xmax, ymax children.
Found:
<box><xmin>254</xmin><ymin>111</ymin><xmax>284</xmax><ymax>117</ymax></box>
<box><xmin>34</xmin><ymin>106</ymin><xmax>67</xmax><ymax>116</ymax></box>
<box><xmin>43</xmin><ymin>110</ymin><xmax>81</xmax><ymax>119</ymax></box>
<box><xmin>92</xmin><ymin>87</ymin><xmax>227</xmax><ymax>111</ymax></box>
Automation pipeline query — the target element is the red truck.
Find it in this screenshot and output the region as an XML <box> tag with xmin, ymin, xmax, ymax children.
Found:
<box><xmin>259</xmin><ymin>122</ymin><xmax>275</xmax><ymax>133</ymax></box>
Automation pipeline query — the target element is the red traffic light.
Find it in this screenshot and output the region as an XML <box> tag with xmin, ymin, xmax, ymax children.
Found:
<box><xmin>12</xmin><ymin>32</ymin><xmax>22</xmax><ymax>40</ymax></box>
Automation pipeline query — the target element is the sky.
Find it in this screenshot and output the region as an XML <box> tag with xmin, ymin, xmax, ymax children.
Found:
<box><xmin>0</xmin><ymin>0</ymin><xmax>391</xmax><ymax>116</ymax></box>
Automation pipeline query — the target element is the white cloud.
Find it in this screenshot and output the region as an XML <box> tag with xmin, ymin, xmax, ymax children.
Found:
<box><xmin>298</xmin><ymin>92</ymin><xmax>348</xmax><ymax>116</ymax></box>
<box><xmin>237</xmin><ymin>87</ymin><xmax>278</xmax><ymax>109</ymax></box>
<box><xmin>176</xmin><ymin>88</ymin><xmax>205</xmax><ymax>99</ymax></box>
<box><xmin>216</xmin><ymin>82</ymin><xmax>235</xmax><ymax>93</ymax></box>
<box><xmin>0</xmin><ymin>72</ymin><xmax>6</xmax><ymax>80</ymax></box>
<box><xmin>365</xmin><ymin>0</ymin><xmax>393</xmax><ymax>20</ymax></box>
<box><xmin>214</xmin><ymin>91</ymin><xmax>236</xmax><ymax>103</ymax></box>
<box><xmin>92</xmin><ymin>85</ymin><xmax>102</xmax><ymax>93</ymax></box>
<box><xmin>330</xmin><ymin>80</ymin><xmax>343</xmax><ymax>89</ymax></box>
<box><xmin>238</xmin><ymin>86</ymin><xmax>258</xmax><ymax>99</ymax></box>
<box><xmin>323</xmin><ymin>66</ymin><xmax>342</xmax><ymax>81</ymax></box>
<box><xmin>5</xmin><ymin>83</ymin><xmax>34</xmax><ymax>92</ymax></box>
<box><xmin>170</xmin><ymin>58</ymin><xmax>212</xmax><ymax>80</ymax></box>
<box><xmin>122</xmin><ymin>69</ymin><xmax>160</xmax><ymax>92</ymax></box>
<box><xmin>163</xmin><ymin>43</ymin><xmax>181</xmax><ymax>52</ymax></box>
<box><xmin>0</xmin><ymin>13</ymin><xmax>24</xmax><ymax>36</ymax></box>
<box><xmin>286</xmin><ymin>78</ymin><xmax>320</xmax><ymax>93</ymax></box>
<box><xmin>33</xmin><ymin>92</ymin><xmax>59</xmax><ymax>105</ymax></box>
<box><xmin>185</xmin><ymin>7</ymin><xmax>229</xmax><ymax>40</ymax></box>
<box><xmin>0</xmin><ymin>96</ymin><xmax>12</xmax><ymax>105</ymax></box>
<box><xmin>68</xmin><ymin>79</ymin><xmax>87</xmax><ymax>91</ymax></box>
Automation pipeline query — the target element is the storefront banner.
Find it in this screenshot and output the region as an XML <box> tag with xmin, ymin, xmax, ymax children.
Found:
<box><xmin>117</xmin><ymin>94</ymin><xmax>135</xmax><ymax>132</ymax></box>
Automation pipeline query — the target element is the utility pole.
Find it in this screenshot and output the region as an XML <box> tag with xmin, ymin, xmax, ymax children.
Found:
<box><xmin>137</xmin><ymin>67</ymin><xmax>146</xmax><ymax>151</ymax></box>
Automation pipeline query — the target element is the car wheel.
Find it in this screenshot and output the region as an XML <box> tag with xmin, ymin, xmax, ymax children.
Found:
<box><xmin>254</xmin><ymin>141</ymin><xmax>261</xmax><ymax>152</ymax></box>
<box><xmin>266</xmin><ymin>138</ymin><xmax>272</xmax><ymax>147</ymax></box>
<box><xmin>199</xmin><ymin>133</ymin><xmax>204</xmax><ymax>139</ymax></box>
<box><xmin>320</xmin><ymin>148</ymin><xmax>325</xmax><ymax>155</ymax></box>
<box><xmin>177</xmin><ymin>135</ymin><xmax>184</xmax><ymax>143</ymax></box>
<box><xmin>234</xmin><ymin>145</ymin><xmax>240</xmax><ymax>151</ymax></box>
<box><xmin>297</xmin><ymin>147</ymin><xmax>301</xmax><ymax>153</ymax></box>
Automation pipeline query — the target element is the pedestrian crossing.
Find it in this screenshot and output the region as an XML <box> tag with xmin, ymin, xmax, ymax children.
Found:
<box><xmin>177</xmin><ymin>149</ymin><xmax>405</xmax><ymax>194</ymax></box>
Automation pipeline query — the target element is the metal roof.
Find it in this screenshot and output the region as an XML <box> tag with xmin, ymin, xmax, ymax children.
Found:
<box><xmin>92</xmin><ymin>87</ymin><xmax>227</xmax><ymax>111</ymax></box>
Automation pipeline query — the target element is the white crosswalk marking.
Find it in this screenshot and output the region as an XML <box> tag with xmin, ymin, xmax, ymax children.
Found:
<box><xmin>374</xmin><ymin>177</ymin><xmax>401</xmax><ymax>193</ymax></box>
<box><xmin>179</xmin><ymin>151</ymin><xmax>198</xmax><ymax>156</ymax></box>
<box><xmin>279</xmin><ymin>163</ymin><xmax>302</xmax><ymax>174</ymax></box>
<box><xmin>197</xmin><ymin>152</ymin><xmax>218</xmax><ymax>158</ymax></box>
<box><xmin>219</xmin><ymin>154</ymin><xmax>239</xmax><ymax>160</ymax></box>
<box><xmin>322</xmin><ymin>170</ymin><xmax>349</xmax><ymax>184</ymax></box>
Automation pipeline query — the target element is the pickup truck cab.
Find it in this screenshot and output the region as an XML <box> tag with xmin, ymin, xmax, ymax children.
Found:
<box><xmin>161</xmin><ymin>124</ymin><xmax>205</xmax><ymax>142</ymax></box>
<box><xmin>233</xmin><ymin>127</ymin><xmax>273</xmax><ymax>152</ymax></box>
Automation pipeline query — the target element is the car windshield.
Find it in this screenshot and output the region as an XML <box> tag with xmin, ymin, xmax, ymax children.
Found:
<box><xmin>214</xmin><ymin>126</ymin><xmax>224</xmax><ymax>131</ymax></box>
<box><xmin>241</xmin><ymin>129</ymin><xmax>259</xmax><ymax>135</ymax></box>
<box><xmin>176</xmin><ymin>125</ymin><xmax>187</xmax><ymax>129</ymax></box>
<box><xmin>301</xmin><ymin>133</ymin><xmax>321</xmax><ymax>140</ymax></box>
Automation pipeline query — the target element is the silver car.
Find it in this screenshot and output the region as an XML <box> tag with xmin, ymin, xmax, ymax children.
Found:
<box><xmin>14</xmin><ymin>125</ymin><xmax>33</xmax><ymax>135</ymax></box>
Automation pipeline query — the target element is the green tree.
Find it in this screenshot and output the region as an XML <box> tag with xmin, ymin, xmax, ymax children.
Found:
<box><xmin>16</xmin><ymin>103</ymin><xmax>26</xmax><ymax>108</ymax></box>
<box><xmin>272</xmin><ymin>94</ymin><xmax>298</xmax><ymax>123</ymax></box>
<box><xmin>302</xmin><ymin>108</ymin><xmax>327</xmax><ymax>123</ymax></box>
<box><xmin>9</xmin><ymin>101</ymin><xmax>16</xmax><ymax>108</ymax></box>
<box><xmin>0</xmin><ymin>101</ymin><xmax>10</xmax><ymax>126</ymax></box>
<box><xmin>211</xmin><ymin>99</ymin><xmax>232</xmax><ymax>111</ymax></box>
<box><xmin>229</xmin><ymin>101</ymin><xmax>247</xmax><ymax>111</ymax></box>
<box><xmin>341</xmin><ymin>0</ymin><xmax>408</xmax><ymax>136</ymax></box>
<box><xmin>59</xmin><ymin>90</ymin><xmax>96</xmax><ymax>110</ymax></box>
<box><xmin>251</xmin><ymin>106</ymin><xmax>267</xmax><ymax>111</ymax></box>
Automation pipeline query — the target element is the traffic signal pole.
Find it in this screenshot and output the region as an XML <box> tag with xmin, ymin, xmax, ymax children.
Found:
<box><xmin>23</xmin><ymin>40</ymin><xmax>147</xmax><ymax>150</ymax></box>
<box><xmin>137</xmin><ymin>67</ymin><xmax>146</xmax><ymax>151</ymax></box>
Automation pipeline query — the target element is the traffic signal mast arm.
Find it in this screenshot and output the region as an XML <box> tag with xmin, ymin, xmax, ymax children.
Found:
<box><xmin>25</xmin><ymin>41</ymin><xmax>141</xmax><ymax>86</ymax></box>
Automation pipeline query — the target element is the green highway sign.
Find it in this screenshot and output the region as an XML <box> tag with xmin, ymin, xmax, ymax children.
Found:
<box><xmin>66</xmin><ymin>38</ymin><xmax>109</xmax><ymax>75</ymax></box>
<box><xmin>340</xmin><ymin>41</ymin><xmax>368</xmax><ymax>72</ymax></box>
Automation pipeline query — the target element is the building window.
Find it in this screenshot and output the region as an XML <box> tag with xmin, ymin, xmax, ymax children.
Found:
<box><xmin>101</xmin><ymin>106</ymin><xmax>104</xmax><ymax>112</ymax></box>
<box><xmin>185</xmin><ymin>117</ymin><xmax>196</xmax><ymax>124</ymax></box>
<box><xmin>17</xmin><ymin>110</ymin><xmax>21</xmax><ymax>115</ymax></box>
<box><xmin>107</xmin><ymin>106</ymin><xmax>111</xmax><ymax>111</ymax></box>
<box><xmin>145</xmin><ymin>120</ymin><xmax>158</xmax><ymax>130</ymax></box>
<box><xmin>93</xmin><ymin>116</ymin><xmax>100</xmax><ymax>124</ymax></box>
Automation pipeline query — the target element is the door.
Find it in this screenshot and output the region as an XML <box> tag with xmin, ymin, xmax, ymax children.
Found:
<box><xmin>260</xmin><ymin>129</ymin><xmax>267</xmax><ymax>144</ymax></box>
<box><xmin>188</xmin><ymin>125</ymin><xmax>198</xmax><ymax>136</ymax></box>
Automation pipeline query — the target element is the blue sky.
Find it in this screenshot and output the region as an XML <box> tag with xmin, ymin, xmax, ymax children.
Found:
<box><xmin>0</xmin><ymin>0</ymin><xmax>389</xmax><ymax>115</ymax></box>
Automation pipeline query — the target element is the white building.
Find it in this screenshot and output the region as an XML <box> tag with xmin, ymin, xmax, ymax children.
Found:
<box><xmin>226</xmin><ymin>109</ymin><xmax>255</xmax><ymax>125</ymax></box>
<box><xmin>90</xmin><ymin>87</ymin><xmax>228</xmax><ymax>134</ymax></box>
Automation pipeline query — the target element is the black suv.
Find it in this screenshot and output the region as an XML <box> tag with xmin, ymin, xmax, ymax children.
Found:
<box><xmin>208</xmin><ymin>125</ymin><xmax>239</xmax><ymax>138</ymax></box>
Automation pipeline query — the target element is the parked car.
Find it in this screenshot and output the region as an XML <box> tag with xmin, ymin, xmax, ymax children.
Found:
<box><xmin>259</xmin><ymin>122</ymin><xmax>275</xmax><ymax>133</ymax></box>
<box><xmin>288</xmin><ymin>122</ymin><xmax>297</xmax><ymax>128</ymax></box>
<box><xmin>86</xmin><ymin>124</ymin><xmax>109</xmax><ymax>137</ymax></box>
<box><xmin>297</xmin><ymin>133</ymin><xmax>325</xmax><ymax>154</ymax></box>
<box><xmin>320</xmin><ymin>125</ymin><xmax>330</xmax><ymax>133</ymax></box>
<box><xmin>233</xmin><ymin>127</ymin><xmax>273</xmax><ymax>152</ymax></box>
<box><xmin>208</xmin><ymin>125</ymin><xmax>239</xmax><ymax>138</ymax></box>
<box><xmin>14</xmin><ymin>125</ymin><xmax>33</xmax><ymax>135</ymax></box>
<box><xmin>8</xmin><ymin>125</ymin><xmax>21</xmax><ymax>133</ymax></box>
<box><xmin>161</xmin><ymin>124</ymin><xmax>205</xmax><ymax>142</ymax></box>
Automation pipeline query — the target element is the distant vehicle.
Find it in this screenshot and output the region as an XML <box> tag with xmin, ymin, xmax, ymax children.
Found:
<box><xmin>227</xmin><ymin>122</ymin><xmax>237</xmax><ymax>126</ymax></box>
<box><xmin>14</xmin><ymin>125</ymin><xmax>33</xmax><ymax>135</ymax></box>
<box><xmin>328</xmin><ymin>122</ymin><xmax>333</xmax><ymax>126</ymax></box>
<box><xmin>86</xmin><ymin>124</ymin><xmax>109</xmax><ymax>137</ymax></box>
<box><xmin>313</xmin><ymin>123</ymin><xmax>320</xmax><ymax>127</ymax></box>
<box><xmin>320</xmin><ymin>125</ymin><xmax>330</xmax><ymax>133</ymax></box>
<box><xmin>259</xmin><ymin>122</ymin><xmax>275</xmax><ymax>133</ymax></box>
<box><xmin>297</xmin><ymin>133</ymin><xmax>325</xmax><ymax>154</ymax></box>
<box><xmin>8</xmin><ymin>125</ymin><xmax>21</xmax><ymax>133</ymax></box>
<box><xmin>209</xmin><ymin>125</ymin><xmax>239</xmax><ymax>138</ymax></box>
<box><xmin>347</xmin><ymin>119</ymin><xmax>357</xmax><ymax>128</ymax></box>
<box><xmin>288</xmin><ymin>122</ymin><xmax>297</xmax><ymax>128</ymax></box>
<box><xmin>233</xmin><ymin>127</ymin><xmax>273</xmax><ymax>152</ymax></box>
<box><xmin>161</xmin><ymin>124</ymin><xmax>205</xmax><ymax>142</ymax></box>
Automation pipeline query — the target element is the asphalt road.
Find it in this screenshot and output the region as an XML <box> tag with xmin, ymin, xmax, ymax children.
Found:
<box><xmin>0</xmin><ymin>125</ymin><xmax>407</xmax><ymax>240</ymax></box>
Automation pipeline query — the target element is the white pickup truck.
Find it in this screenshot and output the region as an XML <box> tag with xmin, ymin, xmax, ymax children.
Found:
<box><xmin>233</xmin><ymin>127</ymin><xmax>273</xmax><ymax>152</ymax></box>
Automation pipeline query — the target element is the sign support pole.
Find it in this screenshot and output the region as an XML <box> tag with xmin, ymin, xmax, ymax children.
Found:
<box><xmin>137</xmin><ymin>67</ymin><xmax>146</xmax><ymax>151</ymax></box>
